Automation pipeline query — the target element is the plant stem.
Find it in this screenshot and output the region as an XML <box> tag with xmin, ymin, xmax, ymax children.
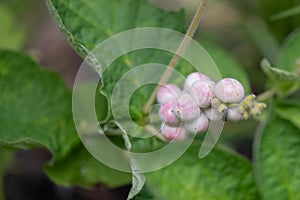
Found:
<box><xmin>145</xmin><ymin>125</ymin><xmax>167</xmax><ymax>142</ymax></box>
<box><xmin>257</xmin><ymin>87</ymin><xmax>277</xmax><ymax>101</ymax></box>
<box><xmin>143</xmin><ymin>0</ymin><xmax>209</xmax><ymax>113</ymax></box>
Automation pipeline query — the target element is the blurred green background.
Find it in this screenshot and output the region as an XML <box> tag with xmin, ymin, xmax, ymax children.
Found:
<box><xmin>0</xmin><ymin>0</ymin><xmax>299</xmax><ymax>199</ymax></box>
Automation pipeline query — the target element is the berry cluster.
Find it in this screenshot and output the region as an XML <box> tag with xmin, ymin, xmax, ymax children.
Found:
<box><xmin>157</xmin><ymin>72</ymin><xmax>266</xmax><ymax>140</ymax></box>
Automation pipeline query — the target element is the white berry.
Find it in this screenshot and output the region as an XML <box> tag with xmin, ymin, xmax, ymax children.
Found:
<box><xmin>157</xmin><ymin>84</ymin><xmax>181</xmax><ymax>104</ymax></box>
<box><xmin>227</xmin><ymin>107</ymin><xmax>244</xmax><ymax>122</ymax></box>
<box><xmin>184</xmin><ymin>72</ymin><xmax>212</xmax><ymax>90</ymax></box>
<box><xmin>161</xmin><ymin>124</ymin><xmax>187</xmax><ymax>140</ymax></box>
<box><xmin>184</xmin><ymin>113</ymin><xmax>209</xmax><ymax>134</ymax></box>
<box><xmin>186</xmin><ymin>80</ymin><xmax>215</xmax><ymax>108</ymax></box>
<box><xmin>204</xmin><ymin>107</ymin><xmax>224</xmax><ymax>121</ymax></box>
<box><xmin>214</xmin><ymin>78</ymin><xmax>245</xmax><ymax>103</ymax></box>
<box><xmin>159</xmin><ymin>100</ymin><xmax>180</xmax><ymax>126</ymax></box>
<box><xmin>173</xmin><ymin>92</ymin><xmax>200</xmax><ymax>121</ymax></box>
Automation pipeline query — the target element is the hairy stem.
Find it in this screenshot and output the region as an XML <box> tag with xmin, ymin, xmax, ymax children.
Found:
<box><xmin>143</xmin><ymin>0</ymin><xmax>209</xmax><ymax>113</ymax></box>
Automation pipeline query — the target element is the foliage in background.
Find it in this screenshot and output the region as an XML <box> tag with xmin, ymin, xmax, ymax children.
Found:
<box><xmin>0</xmin><ymin>0</ymin><xmax>299</xmax><ymax>199</ymax></box>
<box><xmin>0</xmin><ymin>4</ymin><xmax>25</xmax><ymax>50</ymax></box>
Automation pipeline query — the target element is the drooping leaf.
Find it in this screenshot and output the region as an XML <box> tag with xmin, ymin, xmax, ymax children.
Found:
<box><xmin>254</xmin><ymin>113</ymin><xmax>300</xmax><ymax>199</ymax></box>
<box><xmin>146</xmin><ymin>144</ymin><xmax>259</xmax><ymax>200</ymax></box>
<box><xmin>0</xmin><ymin>50</ymin><xmax>132</xmax><ymax>188</ymax></box>
<box><xmin>0</xmin><ymin>50</ymin><xmax>79</xmax><ymax>160</ymax></box>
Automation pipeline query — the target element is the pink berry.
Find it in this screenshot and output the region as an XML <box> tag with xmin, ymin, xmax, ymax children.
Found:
<box><xmin>173</xmin><ymin>93</ymin><xmax>200</xmax><ymax>121</ymax></box>
<box><xmin>159</xmin><ymin>100</ymin><xmax>180</xmax><ymax>126</ymax></box>
<box><xmin>204</xmin><ymin>107</ymin><xmax>223</xmax><ymax>121</ymax></box>
<box><xmin>227</xmin><ymin>107</ymin><xmax>244</xmax><ymax>122</ymax></box>
<box><xmin>184</xmin><ymin>113</ymin><xmax>209</xmax><ymax>134</ymax></box>
<box><xmin>157</xmin><ymin>84</ymin><xmax>181</xmax><ymax>104</ymax></box>
<box><xmin>214</xmin><ymin>78</ymin><xmax>245</xmax><ymax>103</ymax></box>
<box><xmin>184</xmin><ymin>72</ymin><xmax>212</xmax><ymax>90</ymax></box>
<box><xmin>161</xmin><ymin>124</ymin><xmax>187</xmax><ymax>140</ymax></box>
<box><xmin>186</xmin><ymin>80</ymin><xmax>215</xmax><ymax>108</ymax></box>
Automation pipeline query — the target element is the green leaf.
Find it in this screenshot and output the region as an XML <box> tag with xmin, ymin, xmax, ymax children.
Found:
<box><xmin>46</xmin><ymin>0</ymin><xmax>189</xmax><ymax>124</ymax></box>
<box><xmin>261</xmin><ymin>59</ymin><xmax>299</xmax><ymax>81</ymax></box>
<box><xmin>146</xmin><ymin>144</ymin><xmax>259</xmax><ymax>200</ymax></box>
<box><xmin>0</xmin><ymin>5</ymin><xmax>26</xmax><ymax>50</ymax></box>
<box><xmin>259</xmin><ymin>0</ymin><xmax>299</xmax><ymax>41</ymax></box>
<box><xmin>0</xmin><ymin>50</ymin><xmax>79</xmax><ymax>160</ymax></box>
<box><xmin>0</xmin><ymin>50</ymin><xmax>131</xmax><ymax>188</ymax></box>
<box><xmin>200</xmin><ymin>41</ymin><xmax>251</xmax><ymax>93</ymax></box>
<box><xmin>274</xmin><ymin>100</ymin><xmax>300</xmax><ymax>130</ymax></box>
<box><xmin>271</xmin><ymin>5</ymin><xmax>300</xmax><ymax>20</ymax></box>
<box><xmin>46</xmin><ymin>0</ymin><xmax>185</xmax><ymax>57</ymax></box>
<box><xmin>277</xmin><ymin>29</ymin><xmax>300</xmax><ymax>72</ymax></box>
<box><xmin>246</xmin><ymin>17</ymin><xmax>279</xmax><ymax>62</ymax></box>
<box><xmin>261</xmin><ymin>59</ymin><xmax>300</xmax><ymax>97</ymax></box>
<box><xmin>254</xmin><ymin>113</ymin><xmax>300</xmax><ymax>199</ymax></box>
<box><xmin>45</xmin><ymin>144</ymin><xmax>132</xmax><ymax>188</ymax></box>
